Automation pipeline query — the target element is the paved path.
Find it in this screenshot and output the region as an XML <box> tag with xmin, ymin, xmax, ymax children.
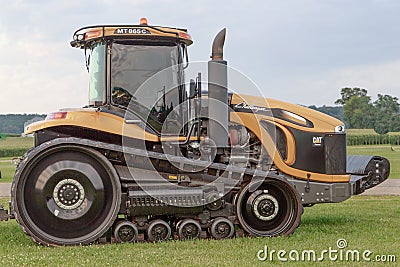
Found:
<box><xmin>360</xmin><ymin>179</ymin><xmax>400</xmax><ymax>196</ymax></box>
<box><xmin>0</xmin><ymin>183</ymin><xmax>11</xmax><ymax>198</ymax></box>
<box><xmin>0</xmin><ymin>179</ymin><xmax>399</xmax><ymax>198</ymax></box>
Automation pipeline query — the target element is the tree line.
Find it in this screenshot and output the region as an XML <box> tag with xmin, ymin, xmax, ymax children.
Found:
<box><xmin>0</xmin><ymin>114</ymin><xmax>45</xmax><ymax>134</ymax></box>
<box><xmin>335</xmin><ymin>87</ymin><xmax>400</xmax><ymax>134</ymax></box>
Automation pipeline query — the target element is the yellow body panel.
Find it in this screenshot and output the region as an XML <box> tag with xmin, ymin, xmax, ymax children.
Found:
<box><xmin>25</xmin><ymin>109</ymin><xmax>159</xmax><ymax>142</ymax></box>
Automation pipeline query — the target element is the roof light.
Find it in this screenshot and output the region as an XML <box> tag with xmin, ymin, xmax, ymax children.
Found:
<box><xmin>178</xmin><ymin>31</ymin><xmax>192</xmax><ymax>41</ymax></box>
<box><xmin>140</xmin><ymin>17</ymin><xmax>148</xmax><ymax>25</ymax></box>
<box><xmin>85</xmin><ymin>28</ymin><xmax>103</xmax><ymax>40</ymax></box>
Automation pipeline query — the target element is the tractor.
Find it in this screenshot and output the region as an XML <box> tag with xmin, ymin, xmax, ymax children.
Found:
<box><xmin>0</xmin><ymin>18</ymin><xmax>390</xmax><ymax>246</ymax></box>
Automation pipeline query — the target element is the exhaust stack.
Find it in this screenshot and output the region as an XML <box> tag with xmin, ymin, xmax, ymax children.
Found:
<box><xmin>208</xmin><ymin>28</ymin><xmax>228</xmax><ymax>148</ymax></box>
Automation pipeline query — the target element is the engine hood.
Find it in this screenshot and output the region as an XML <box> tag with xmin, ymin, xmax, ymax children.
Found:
<box><xmin>231</xmin><ymin>93</ymin><xmax>345</xmax><ymax>133</ymax></box>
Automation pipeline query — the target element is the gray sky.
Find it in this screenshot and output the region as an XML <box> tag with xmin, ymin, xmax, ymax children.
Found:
<box><xmin>1</xmin><ymin>0</ymin><xmax>399</xmax><ymax>114</ymax></box>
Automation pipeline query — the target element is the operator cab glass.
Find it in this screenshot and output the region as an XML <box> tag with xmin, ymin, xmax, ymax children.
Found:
<box><xmin>110</xmin><ymin>41</ymin><xmax>186</xmax><ymax>134</ymax></box>
<box><xmin>88</xmin><ymin>42</ymin><xmax>106</xmax><ymax>106</ymax></box>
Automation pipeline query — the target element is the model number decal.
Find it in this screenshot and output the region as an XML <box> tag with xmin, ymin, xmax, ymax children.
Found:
<box><xmin>114</xmin><ymin>28</ymin><xmax>151</xmax><ymax>34</ymax></box>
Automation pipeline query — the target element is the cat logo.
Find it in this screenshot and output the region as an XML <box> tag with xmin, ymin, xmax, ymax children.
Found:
<box><xmin>312</xmin><ymin>136</ymin><xmax>323</xmax><ymax>147</ymax></box>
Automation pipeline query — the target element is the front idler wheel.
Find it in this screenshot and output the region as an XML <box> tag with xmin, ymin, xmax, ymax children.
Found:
<box><xmin>236</xmin><ymin>178</ymin><xmax>302</xmax><ymax>237</ymax></box>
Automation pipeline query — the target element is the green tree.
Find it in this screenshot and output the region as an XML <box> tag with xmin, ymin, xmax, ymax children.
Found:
<box><xmin>335</xmin><ymin>87</ymin><xmax>369</xmax><ymax>105</ymax></box>
<box><xmin>335</xmin><ymin>88</ymin><xmax>400</xmax><ymax>132</ymax></box>
<box><xmin>373</xmin><ymin>94</ymin><xmax>400</xmax><ymax>134</ymax></box>
<box><xmin>336</xmin><ymin>88</ymin><xmax>374</xmax><ymax>128</ymax></box>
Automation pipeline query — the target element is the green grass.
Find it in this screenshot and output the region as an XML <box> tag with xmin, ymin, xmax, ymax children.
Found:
<box><xmin>348</xmin><ymin>145</ymin><xmax>400</xmax><ymax>178</ymax></box>
<box><xmin>0</xmin><ymin>196</ymin><xmax>398</xmax><ymax>266</ymax></box>
<box><xmin>0</xmin><ymin>159</ymin><xmax>16</xmax><ymax>183</ymax></box>
<box><xmin>0</xmin><ymin>137</ymin><xmax>33</xmax><ymax>182</ymax></box>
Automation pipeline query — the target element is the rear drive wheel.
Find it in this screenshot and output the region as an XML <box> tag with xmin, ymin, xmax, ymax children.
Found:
<box><xmin>236</xmin><ymin>178</ymin><xmax>302</xmax><ymax>236</ymax></box>
<box><xmin>12</xmin><ymin>142</ymin><xmax>121</xmax><ymax>246</ymax></box>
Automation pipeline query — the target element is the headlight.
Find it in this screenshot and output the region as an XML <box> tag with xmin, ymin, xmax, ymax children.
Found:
<box><xmin>335</xmin><ymin>125</ymin><xmax>346</xmax><ymax>133</ymax></box>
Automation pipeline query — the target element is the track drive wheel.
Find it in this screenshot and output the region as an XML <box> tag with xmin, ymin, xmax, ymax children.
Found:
<box><xmin>147</xmin><ymin>219</ymin><xmax>171</xmax><ymax>242</ymax></box>
<box><xmin>236</xmin><ymin>178</ymin><xmax>302</xmax><ymax>237</ymax></box>
<box><xmin>12</xmin><ymin>143</ymin><xmax>121</xmax><ymax>246</ymax></box>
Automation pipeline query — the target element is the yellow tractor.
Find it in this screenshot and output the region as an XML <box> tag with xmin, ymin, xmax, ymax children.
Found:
<box><xmin>1</xmin><ymin>18</ymin><xmax>390</xmax><ymax>245</ymax></box>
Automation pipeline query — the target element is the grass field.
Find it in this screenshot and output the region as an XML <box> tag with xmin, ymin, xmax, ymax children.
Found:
<box><xmin>0</xmin><ymin>196</ymin><xmax>398</xmax><ymax>266</ymax></box>
<box><xmin>0</xmin><ymin>136</ymin><xmax>33</xmax><ymax>150</ymax></box>
<box><xmin>346</xmin><ymin>129</ymin><xmax>378</xmax><ymax>135</ymax></box>
<box><xmin>0</xmin><ymin>137</ymin><xmax>33</xmax><ymax>182</ymax></box>
<box><xmin>0</xmin><ymin>158</ymin><xmax>15</xmax><ymax>182</ymax></box>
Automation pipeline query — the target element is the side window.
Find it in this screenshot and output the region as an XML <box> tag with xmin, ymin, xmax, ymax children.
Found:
<box><xmin>88</xmin><ymin>42</ymin><xmax>106</xmax><ymax>105</ymax></box>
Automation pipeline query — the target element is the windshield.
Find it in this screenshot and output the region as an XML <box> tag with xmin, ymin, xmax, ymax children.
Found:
<box><xmin>88</xmin><ymin>42</ymin><xmax>106</xmax><ymax>105</ymax></box>
<box><xmin>111</xmin><ymin>42</ymin><xmax>183</xmax><ymax>133</ymax></box>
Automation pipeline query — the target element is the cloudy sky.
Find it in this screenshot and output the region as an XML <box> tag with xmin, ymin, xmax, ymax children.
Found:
<box><xmin>1</xmin><ymin>0</ymin><xmax>399</xmax><ymax>114</ymax></box>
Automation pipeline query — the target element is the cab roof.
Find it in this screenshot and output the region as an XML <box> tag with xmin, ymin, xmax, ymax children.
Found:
<box><xmin>70</xmin><ymin>18</ymin><xmax>193</xmax><ymax>48</ymax></box>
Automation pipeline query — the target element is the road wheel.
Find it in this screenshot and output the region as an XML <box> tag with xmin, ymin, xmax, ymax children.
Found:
<box><xmin>210</xmin><ymin>217</ymin><xmax>235</xmax><ymax>239</ymax></box>
<box><xmin>177</xmin><ymin>219</ymin><xmax>202</xmax><ymax>240</ymax></box>
<box><xmin>147</xmin><ymin>219</ymin><xmax>171</xmax><ymax>242</ymax></box>
<box><xmin>114</xmin><ymin>220</ymin><xmax>138</xmax><ymax>243</ymax></box>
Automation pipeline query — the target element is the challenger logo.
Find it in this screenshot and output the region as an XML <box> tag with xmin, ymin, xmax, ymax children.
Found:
<box><xmin>312</xmin><ymin>136</ymin><xmax>323</xmax><ymax>147</ymax></box>
<box><xmin>232</xmin><ymin>102</ymin><xmax>272</xmax><ymax>116</ymax></box>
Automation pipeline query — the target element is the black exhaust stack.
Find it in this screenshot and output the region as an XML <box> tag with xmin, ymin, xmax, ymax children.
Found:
<box><xmin>208</xmin><ymin>28</ymin><xmax>228</xmax><ymax>149</ymax></box>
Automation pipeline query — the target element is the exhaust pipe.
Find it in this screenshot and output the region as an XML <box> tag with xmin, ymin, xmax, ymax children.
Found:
<box><xmin>211</xmin><ymin>28</ymin><xmax>226</xmax><ymax>60</ymax></box>
<box><xmin>208</xmin><ymin>28</ymin><xmax>228</xmax><ymax>148</ymax></box>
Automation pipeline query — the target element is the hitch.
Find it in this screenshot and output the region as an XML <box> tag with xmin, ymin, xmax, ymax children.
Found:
<box><xmin>0</xmin><ymin>204</ymin><xmax>12</xmax><ymax>221</ymax></box>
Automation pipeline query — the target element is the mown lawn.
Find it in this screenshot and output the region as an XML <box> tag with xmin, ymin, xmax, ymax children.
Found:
<box><xmin>0</xmin><ymin>196</ymin><xmax>398</xmax><ymax>266</ymax></box>
<box><xmin>0</xmin><ymin>159</ymin><xmax>15</xmax><ymax>182</ymax></box>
